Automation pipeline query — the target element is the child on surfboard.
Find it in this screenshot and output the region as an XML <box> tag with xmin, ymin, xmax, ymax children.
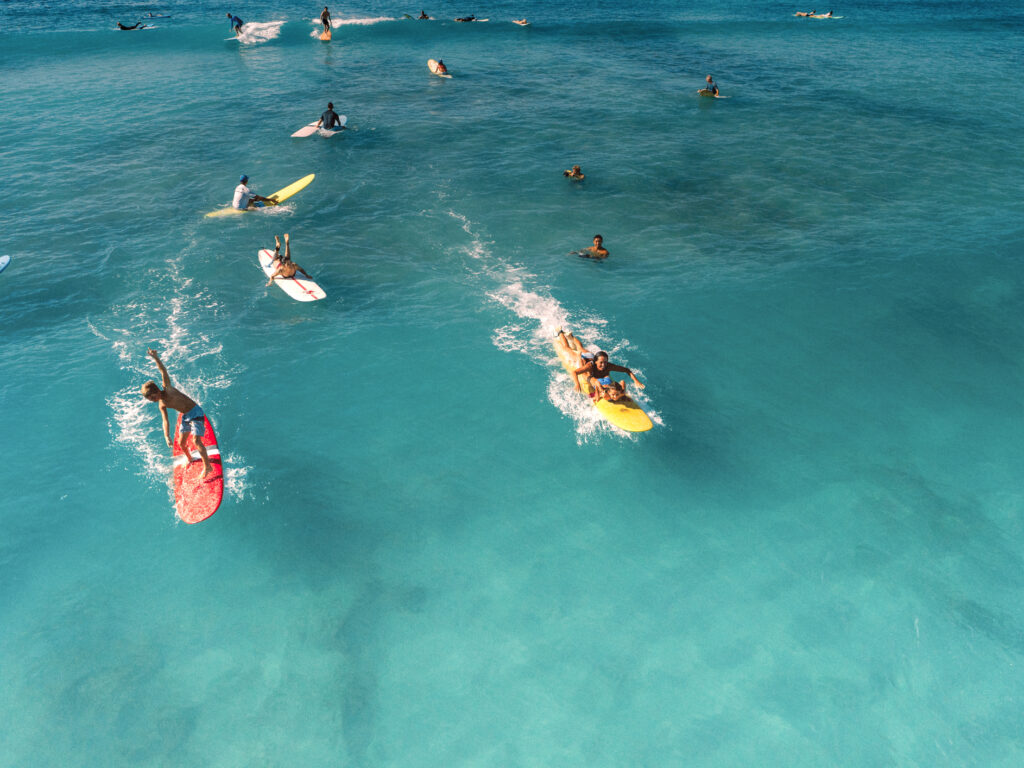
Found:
<box><xmin>141</xmin><ymin>349</ymin><xmax>215</xmax><ymax>479</ymax></box>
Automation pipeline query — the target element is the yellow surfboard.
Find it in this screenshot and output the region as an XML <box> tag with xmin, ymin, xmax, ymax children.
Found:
<box><xmin>205</xmin><ymin>174</ymin><xmax>315</xmax><ymax>218</ymax></box>
<box><xmin>552</xmin><ymin>335</ymin><xmax>653</xmax><ymax>433</ymax></box>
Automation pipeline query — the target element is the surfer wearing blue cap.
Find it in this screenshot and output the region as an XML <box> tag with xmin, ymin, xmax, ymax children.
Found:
<box><xmin>232</xmin><ymin>175</ymin><xmax>272</xmax><ymax>210</ymax></box>
<box><xmin>227</xmin><ymin>12</ymin><xmax>244</xmax><ymax>36</ymax></box>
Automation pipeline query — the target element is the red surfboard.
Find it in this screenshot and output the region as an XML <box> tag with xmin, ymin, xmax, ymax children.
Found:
<box><xmin>172</xmin><ymin>412</ymin><xmax>224</xmax><ymax>524</ymax></box>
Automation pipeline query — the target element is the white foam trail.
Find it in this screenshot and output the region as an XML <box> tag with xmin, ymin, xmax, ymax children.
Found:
<box><xmin>236</xmin><ymin>20</ymin><xmax>285</xmax><ymax>44</ymax></box>
<box><xmin>94</xmin><ymin>243</ymin><xmax>251</xmax><ymax>509</ymax></box>
<box><xmin>312</xmin><ymin>16</ymin><xmax>395</xmax><ymax>27</ymax></box>
<box><xmin>447</xmin><ymin>207</ymin><xmax>655</xmax><ymax>439</ymax></box>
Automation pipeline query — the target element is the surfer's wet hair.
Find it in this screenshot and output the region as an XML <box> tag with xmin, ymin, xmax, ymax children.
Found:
<box><xmin>141</xmin><ymin>381</ymin><xmax>161</xmax><ymax>398</ymax></box>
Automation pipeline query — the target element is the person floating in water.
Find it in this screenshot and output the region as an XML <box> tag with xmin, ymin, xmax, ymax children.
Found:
<box><xmin>703</xmin><ymin>75</ymin><xmax>719</xmax><ymax>96</ymax></box>
<box><xmin>320</xmin><ymin>6</ymin><xmax>332</xmax><ymax>32</ymax></box>
<box><xmin>574</xmin><ymin>234</ymin><xmax>609</xmax><ymax>260</ymax></box>
<box><xmin>563</xmin><ymin>164</ymin><xmax>585</xmax><ymax>181</ymax></box>
<box><xmin>418</xmin><ymin>10</ymin><xmax>431</xmax><ymax>19</ymax></box>
<box><xmin>233</xmin><ymin>175</ymin><xmax>272</xmax><ymax>210</ymax></box>
<box><xmin>316</xmin><ymin>102</ymin><xmax>344</xmax><ymax>130</ymax></box>
<box><xmin>265</xmin><ymin>234</ymin><xmax>313</xmax><ymax>286</ymax></box>
<box><xmin>117</xmin><ymin>22</ymin><xmax>145</xmax><ymax>30</ymax></box>
<box><xmin>226</xmin><ymin>13</ymin><xmax>244</xmax><ymax>36</ymax></box>
<box><xmin>142</xmin><ymin>349</ymin><xmax>215</xmax><ymax>479</ymax></box>
<box><xmin>556</xmin><ymin>330</ymin><xmax>645</xmax><ymax>403</ymax></box>
<box><xmin>513</xmin><ymin>19</ymin><xmax>529</xmax><ymax>25</ymax></box>
<box><xmin>435</xmin><ymin>59</ymin><xmax>449</xmax><ymax>74</ymax></box>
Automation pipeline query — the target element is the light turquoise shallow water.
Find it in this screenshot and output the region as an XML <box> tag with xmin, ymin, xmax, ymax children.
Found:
<box><xmin>2</xmin><ymin>1</ymin><xmax>1024</xmax><ymax>765</ymax></box>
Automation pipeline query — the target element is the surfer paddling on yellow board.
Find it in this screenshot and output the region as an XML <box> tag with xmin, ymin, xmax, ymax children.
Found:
<box><xmin>265</xmin><ymin>234</ymin><xmax>313</xmax><ymax>285</ymax></box>
<box><xmin>233</xmin><ymin>175</ymin><xmax>272</xmax><ymax>210</ymax></box>
<box><xmin>555</xmin><ymin>330</ymin><xmax>645</xmax><ymax>403</ymax></box>
<box><xmin>316</xmin><ymin>102</ymin><xmax>345</xmax><ymax>131</ymax></box>
<box><xmin>142</xmin><ymin>349</ymin><xmax>215</xmax><ymax>479</ymax></box>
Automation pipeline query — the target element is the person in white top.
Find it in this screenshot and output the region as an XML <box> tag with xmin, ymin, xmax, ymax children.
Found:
<box><xmin>232</xmin><ymin>174</ymin><xmax>272</xmax><ymax>210</ymax></box>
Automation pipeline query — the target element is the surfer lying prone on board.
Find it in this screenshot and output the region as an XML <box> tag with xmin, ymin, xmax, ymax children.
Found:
<box><xmin>117</xmin><ymin>22</ymin><xmax>148</xmax><ymax>30</ymax></box>
<box><xmin>142</xmin><ymin>349</ymin><xmax>215</xmax><ymax>478</ymax></box>
<box><xmin>556</xmin><ymin>330</ymin><xmax>645</xmax><ymax>402</ymax></box>
<box><xmin>795</xmin><ymin>10</ymin><xmax>816</xmax><ymax>16</ymax></box>
<box><xmin>265</xmin><ymin>234</ymin><xmax>312</xmax><ymax>285</ymax></box>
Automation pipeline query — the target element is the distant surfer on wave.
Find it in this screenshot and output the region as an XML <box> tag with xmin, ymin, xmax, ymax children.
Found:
<box><xmin>320</xmin><ymin>6</ymin><xmax>332</xmax><ymax>33</ymax></box>
<box><xmin>556</xmin><ymin>330</ymin><xmax>645</xmax><ymax>403</ymax></box>
<box><xmin>227</xmin><ymin>12</ymin><xmax>244</xmax><ymax>36</ymax></box>
<box><xmin>233</xmin><ymin>175</ymin><xmax>272</xmax><ymax>210</ymax></box>
<box><xmin>265</xmin><ymin>234</ymin><xmax>313</xmax><ymax>285</ymax></box>
<box><xmin>563</xmin><ymin>164</ymin><xmax>585</xmax><ymax>181</ymax></box>
<box><xmin>574</xmin><ymin>234</ymin><xmax>609</xmax><ymax>260</ymax></box>
<box><xmin>316</xmin><ymin>102</ymin><xmax>345</xmax><ymax>131</ymax></box>
<box><xmin>142</xmin><ymin>349</ymin><xmax>216</xmax><ymax>479</ymax></box>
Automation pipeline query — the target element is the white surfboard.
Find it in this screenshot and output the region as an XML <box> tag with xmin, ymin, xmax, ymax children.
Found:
<box><xmin>428</xmin><ymin>59</ymin><xmax>452</xmax><ymax>78</ymax></box>
<box><xmin>258</xmin><ymin>249</ymin><xmax>326</xmax><ymax>301</ymax></box>
<box><xmin>0</xmin><ymin>255</ymin><xmax>10</xmax><ymax>274</ymax></box>
<box><xmin>291</xmin><ymin>115</ymin><xmax>347</xmax><ymax>137</ymax></box>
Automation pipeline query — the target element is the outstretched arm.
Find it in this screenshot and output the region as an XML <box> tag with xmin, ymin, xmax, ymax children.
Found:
<box><xmin>606</xmin><ymin>363</ymin><xmax>645</xmax><ymax>389</ymax></box>
<box><xmin>158</xmin><ymin>401</ymin><xmax>172</xmax><ymax>447</ymax></box>
<box><xmin>147</xmin><ymin>348</ymin><xmax>171</xmax><ymax>389</ymax></box>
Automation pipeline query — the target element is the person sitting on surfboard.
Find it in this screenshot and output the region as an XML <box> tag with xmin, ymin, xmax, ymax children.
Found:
<box><xmin>142</xmin><ymin>349</ymin><xmax>215</xmax><ymax>479</ymax></box>
<box><xmin>117</xmin><ymin>21</ymin><xmax>145</xmax><ymax>30</ymax></box>
<box><xmin>227</xmin><ymin>12</ymin><xmax>244</xmax><ymax>36</ymax></box>
<box><xmin>320</xmin><ymin>7</ymin><xmax>332</xmax><ymax>32</ymax></box>
<box><xmin>265</xmin><ymin>234</ymin><xmax>313</xmax><ymax>285</ymax></box>
<box><xmin>316</xmin><ymin>102</ymin><xmax>344</xmax><ymax>131</ymax></box>
<box><xmin>435</xmin><ymin>60</ymin><xmax>449</xmax><ymax>74</ymax></box>
<box><xmin>556</xmin><ymin>330</ymin><xmax>644</xmax><ymax>402</ymax></box>
<box><xmin>233</xmin><ymin>175</ymin><xmax>272</xmax><ymax>210</ymax></box>
<box><xmin>704</xmin><ymin>75</ymin><xmax>719</xmax><ymax>96</ymax></box>
<box><xmin>418</xmin><ymin>10</ymin><xmax>431</xmax><ymax>19</ymax></box>
<box><xmin>575</xmin><ymin>234</ymin><xmax>609</xmax><ymax>260</ymax></box>
<box><xmin>563</xmin><ymin>165</ymin><xmax>585</xmax><ymax>181</ymax></box>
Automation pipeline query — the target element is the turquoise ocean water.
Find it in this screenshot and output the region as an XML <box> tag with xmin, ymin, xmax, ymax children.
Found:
<box><xmin>2</xmin><ymin>0</ymin><xmax>1023</xmax><ymax>764</ymax></box>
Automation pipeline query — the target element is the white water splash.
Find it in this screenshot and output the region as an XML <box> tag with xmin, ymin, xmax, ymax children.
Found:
<box><xmin>235</xmin><ymin>20</ymin><xmax>285</xmax><ymax>44</ymax></box>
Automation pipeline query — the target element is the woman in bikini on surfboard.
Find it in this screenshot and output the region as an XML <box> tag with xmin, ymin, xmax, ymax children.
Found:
<box><xmin>555</xmin><ymin>330</ymin><xmax>645</xmax><ymax>402</ymax></box>
<box><xmin>265</xmin><ymin>234</ymin><xmax>313</xmax><ymax>285</ymax></box>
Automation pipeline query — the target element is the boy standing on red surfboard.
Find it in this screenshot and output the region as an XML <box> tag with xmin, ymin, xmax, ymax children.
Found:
<box><xmin>141</xmin><ymin>349</ymin><xmax>215</xmax><ymax>479</ymax></box>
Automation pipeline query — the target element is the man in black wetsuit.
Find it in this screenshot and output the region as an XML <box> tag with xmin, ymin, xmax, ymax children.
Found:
<box><xmin>117</xmin><ymin>22</ymin><xmax>144</xmax><ymax>30</ymax></box>
<box><xmin>316</xmin><ymin>102</ymin><xmax>344</xmax><ymax>131</ymax></box>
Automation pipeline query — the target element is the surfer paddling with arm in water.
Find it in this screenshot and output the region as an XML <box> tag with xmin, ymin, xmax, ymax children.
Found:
<box><xmin>265</xmin><ymin>234</ymin><xmax>313</xmax><ymax>285</ymax></box>
<box><xmin>555</xmin><ymin>330</ymin><xmax>645</xmax><ymax>403</ymax></box>
<box><xmin>142</xmin><ymin>349</ymin><xmax>215</xmax><ymax>479</ymax></box>
<box><xmin>117</xmin><ymin>21</ymin><xmax>145</xmax><ymax>30</ymax></box>
<box><xmin>315</xmin><ymin>102</ymin><xmax>344</xmax><ymax>131</ymax></box>
<box><xmin>233</xmin><ymin>175</ymin><xmax>272</xmax><ymax>210</ymax></box>
<box><xmin>227</xmin><ymin>12</ymin><xmax>244</xmax><ymax>36</ymax></box>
